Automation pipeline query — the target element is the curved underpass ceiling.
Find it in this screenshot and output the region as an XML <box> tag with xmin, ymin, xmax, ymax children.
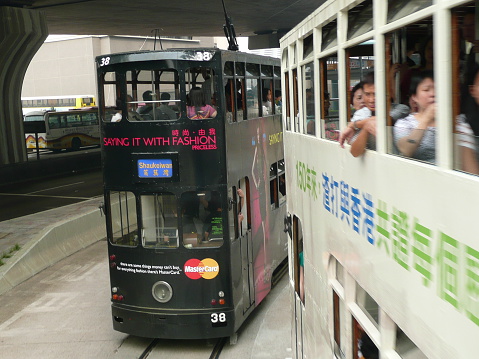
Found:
<box><xmin>6</xmin><ymin>0</ymin><xmax>325</xmax><ymax>37</ymax></box>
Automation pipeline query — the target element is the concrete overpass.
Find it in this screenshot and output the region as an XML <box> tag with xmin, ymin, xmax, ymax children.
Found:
<box><xmin>0</xmin><ymin>0</ymin><xmax>324</xmax><ymax>166</ymax></box>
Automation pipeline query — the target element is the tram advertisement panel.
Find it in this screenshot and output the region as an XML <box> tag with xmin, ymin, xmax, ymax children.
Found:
<box><xmin>102</xmin><ymin>121</ymin><xmax>224</xmax><ymax>187</ymax></box>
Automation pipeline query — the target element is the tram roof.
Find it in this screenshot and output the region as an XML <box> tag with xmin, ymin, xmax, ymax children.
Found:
<box><xmin>97</xmin><ymin>48</ymin><xmax>281</xmax><ymax>66</ymax></box>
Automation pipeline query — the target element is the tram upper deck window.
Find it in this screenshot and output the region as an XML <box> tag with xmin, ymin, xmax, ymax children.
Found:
<box><xmin>181</xmin><ymin>191</ymin><xmax>224</xmax><ymax>249</ymax></box>
<box><xmin>261</xmin><ymin>65</ymin><xmax>273</xmax><ymax>78</ymax></box>
<box><xmin>101</xmin><ymin>72</ymin><xmax>122</xmax><ymax>122</ymax></box>
<box><xmin>347</xmin><ymin>0</ymin><xmax>373</xmax><ymax>40</ymax></box>
<box><xmin>321</xmin><ymin>19</ymin><xmax>337</xmax><ymax>52</ymax></box>
<box><xmin>236</xmin><ymin>62</ymin><xmax>246</xmax><ymax>121</ymax></box>
<box><xmin>126</xmin><ymin>69</ymin><xmax>179</xmax><ymax>122</ymax></box>
<box><xmin>387</xmin><ymin>0</ymin><xmax>432</xmax><ymax>23</ymax></box>
<box><xmin>346</xmin><ymin>41</ymin><xmax>375</xmax><ymax>153</ymax></box>
<box><xmin>224</xmin><ymin>61</ymin><xmax>234</xmax><ymax>76</ymax></box>
<box><xmin>108</xmin><ymin>191</ymin><xmax>138</xmax><ymax>247</ymax></box>
<box><xmin>320</xmin><ymin>56</ymin><xmax>339</xmax><ymax>141</ymax></box>
<box><xmin>303</xmin><ymin>62</ymin><xmax>315</xmax><ymax>135</ymax></box>
<box><xmin>185</xmin><ymin>67</ymin><xmax>217</xmax><ymax>120</ymax></box>
<box><xmin>274</xmin><ymin>68</ymin><xmax>282</xmax><ymax>115</ymax></box>
<box><xmin>385</xmin><ymin>19</ymin><xmax>436</xmax><ymax>165</ymax></box>
<box><xmin>141</xmin><ymin>194</ymin><xmax>178</xmax><ymax>249</ymax></box>
<box><xmin>246</xmin><ymin>78</ymin><xmax>260</xmax><ymax>119</ymax></box>
<box><xmin>261</xmin><ymin>79</ymin><xmax>274</xmax><ymax>116</ymax></box>
<box><xmin>246</xmin><ymin>63</ymin><xmax>260</xmax><ymax>77</ymax></box>
<box><xmin>303</xmin><ymin>34</ymin><xmax>313</xmax><ymax>60</ymax></box>
<box><xmin>452</xmin><ymin>4</ymin><xmax>479</xmax><ymax>176</ymax></box>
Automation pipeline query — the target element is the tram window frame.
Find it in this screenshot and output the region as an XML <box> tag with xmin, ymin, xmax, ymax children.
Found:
<box><xmin>107</xmin><ymin>191</ymin><xmax>139</xmax><ymax>247</ymax></box>
<box><xmin>346</xmin><ymin>41</ymin><xmax>375</xmax><ymax>148</ymax></box>
<box><xmin>180</xmin><ymin>191</ymin><xmax>224</xmax><ymax>249</ymax></box>
<box><xmin>241</xmin><ymin>177</ymin><xmax>251</xmax><ymax>234</ymax></box>
<box><xmin>293</xmin><ymin>68</ymin><xmax>300</xmax><ymax>132</ymax></box>
<box><xmin>185</xmin><ymin>67</ymin><xmax>217</xmax><ymax>120</ymax></box>
<box><xmin>246</xmin><ymin>78</ymin><xmax>260</xmax><ymax>119</ymax></box>
<box><xmin>395</xmin><ymin>326</ymin><xmax>428</xmax><ymax>358</ymax></box>
<box><xmin>284</xmin><ymin>70</ymin><xmax>291</xmax><ymax>131</ymax></box>
<box><xmin>352</xmin><ymin>318</ymin><xmax>379</xmax><ymax>359</ymax></box>
<box><xmin>303</xmin><ymin>61</ymin><xmax>315</xmax><ymax>136</ymax></box>
<box><xmin>321</xmin><ymin>18</ymin><xmax>338</xmax><ymax>52</ymax></box>
<box><xmin>101</xmin><ymin>71</ymin><xmax>123</xmax><ymax>122</ymax></box>
<box><xmin>274</xmin><ymin>66</ymin><xmax>282</xmax><ymax>116</ymax></box>
<box><xmin>140</xmin><ymin>193</ymin><xmax>179</xmax><ymax>249</ymax></box>
<box><xmin>387</xmin><ymin>0</ymin><xmax>433</xmax><ymax>24</ymax></box>
<box><xmin>347</xmin><ymin>0</ymin><xmax>373</xmax><ymax>40</ymax></box>
<box><xmin>451</xmin><ymin>4</ymin><xmax>479</xmax><ymax>177</ymax></box>
<box><xmin>278</xmin><ymin>159</ymin><xmax>286</xmax><ymax>206</ymax></box>
<box><xmin>126</xmin><ymin>68</ymin><xmax>180</xmax><ymax>122</ymax></box>
<box><xmin>261</xmin><ymin>78</ymin><xmax>274</xmax><ymax>117</ymax></box>
<box><xmin>319</xmin><ymin>55</ymin><xmax>339</xmax><ymax>141</ymax></box>
<box><xmin>269</xmin><ymin>162</ymin><xmax>278</xmax><ymax>209</ymax></box>
<box><xmin>385</xmin><ymin>19</ymin><xmax>436</xmax><ymax>166</ymax></box>
<box><xmin>228</xmin><ymin>186</ymin><xmax>238</xmax><ymax>241</ymax></box>
<box><xmin>356</xmin><ymin>283</ymin><xmax>379</xmax><ymax>328</ymax></box>
<box><xmin>224</xmin><ymin>61</ymin><xmax>234</xmax><ymax>76</ymax></box>
<box><xmin>292</xmin><ymin>216</ymin><xmax>304</xmax><ymax>304</ymax></box>
<box><xmin>235</xmin><ymin>62</ymin><xmax>246</xmax><ymax>121</ymax></box>
<box><xmin>225</xmin><ymin>77</ymin><xmax>236</xmax><ymax>123</ymax></box>
<box><xmin>333</xmin><ymin>290</ymin><xmax>346</xmax><ymax>359</ymax></box>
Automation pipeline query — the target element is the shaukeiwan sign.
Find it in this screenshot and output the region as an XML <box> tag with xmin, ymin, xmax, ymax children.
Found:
<box><xmin>137</xmin><ymin>159</ymin><xmax>173</xmax><ymax>178</ymax></box>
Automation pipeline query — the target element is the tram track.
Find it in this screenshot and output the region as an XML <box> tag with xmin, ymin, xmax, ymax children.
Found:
<box><xmin>137</xmin><ymin>337</ymin><xmax>227</xmax><ymax>359</ymax></box>
<box><xmin>138</xmin><ymin>338</ymin><xmax>160</xmax><ymax>359</ymax></box>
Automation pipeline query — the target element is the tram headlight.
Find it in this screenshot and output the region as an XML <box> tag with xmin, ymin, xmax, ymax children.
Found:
<box><xmin>152</xmin><ymin>281</ymin><xmax>173</xmax><ymax>303</ymax></box>
<box><xmin>218</xmin><ymin>291</ymin><xmax>224</xmax><ymax>298</ymax></box>
<box><xmin>112</xmin><ymin>287</ymin><xmax>118</xmax><ymax>293</ymax></box>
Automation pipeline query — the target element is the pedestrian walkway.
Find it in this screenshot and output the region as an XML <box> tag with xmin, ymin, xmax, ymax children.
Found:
<box><xmin>0</xmin><ymin>199</ymin><xmax>105</xmax><ymax>295</ymax></box>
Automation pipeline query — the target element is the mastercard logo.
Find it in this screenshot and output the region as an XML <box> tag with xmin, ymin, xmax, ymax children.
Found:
<box><xmin>184</xmin><ymin>258</ymin><xmax>220</xmax><ymax>280</ymax></box>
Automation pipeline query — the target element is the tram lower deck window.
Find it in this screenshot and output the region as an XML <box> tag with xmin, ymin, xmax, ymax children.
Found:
<box><xmin>181</xmin><ymin>191</ymin><xmax>224</xmax><ymax>248</ymax></box>
<box><xmin>141</xmin><ymin>194</ymin><xmax>178</xmax><ymax>248</ymax></box>
<box><xmin>108</xmin><ymin>191</ymin><xmax>138</xmax><ymax>247</ymax></box>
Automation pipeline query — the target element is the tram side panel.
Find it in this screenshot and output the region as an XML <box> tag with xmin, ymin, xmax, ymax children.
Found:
<box><xmin>225</xmin><ymin>114</ymin><xmax>287</xmax><ymax>331</ymax></box>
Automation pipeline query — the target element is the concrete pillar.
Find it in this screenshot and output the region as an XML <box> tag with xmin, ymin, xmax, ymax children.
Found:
<box><xmin>0</xmin><ymin>7</ymin><xmax>48</xmax><ymax>165</ymax></box>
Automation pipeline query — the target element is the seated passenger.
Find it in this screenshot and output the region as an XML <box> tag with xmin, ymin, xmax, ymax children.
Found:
<box><xmin>394</xmin><ymin>70</ymin><xmax>436</xmax><ymax>163</ymax></box>
<box><xmin>155</xmin><ymin>92</ymin><xmax>177</xmax><ymax>120</ymax></box>
<box><xmin>262</xmin><ymin>87</ymin><xmax>272</xmax><ymax>115</ymax></box>
<box><xmin>456</xmin><ymin>65</ymin><xmax>479</xmax><ymax>174</ymax></box>
<box><xmin>187</xmin><ymin>87</ymin><xmax>217</xmax><ymax>119</ymax></box>
<box><xmin>137</xmin><ymin>90</ymin><xmax>154</xmax><ymax>117</ymax></box>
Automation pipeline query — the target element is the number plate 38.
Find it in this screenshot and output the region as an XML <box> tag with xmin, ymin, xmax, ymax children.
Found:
<box><xmin>210</xmin><ymin>313</ymin><xmax>227</xmax><ymax>327</ymax></box>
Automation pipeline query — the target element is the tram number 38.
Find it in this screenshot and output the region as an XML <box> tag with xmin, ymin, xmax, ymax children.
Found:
<box><xmin>210</xmin><ymin>313</ymin><xmax>227</xmax><ymax>327</ymax></box>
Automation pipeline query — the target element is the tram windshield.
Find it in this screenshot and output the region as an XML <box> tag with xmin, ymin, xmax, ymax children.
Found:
<box><xmin>141</xmin><ymin>193</ymin><xmax>178</xmax><ymax>248</ymax></box>
<box><xmin>127</xmin><ymin>69</ymin><xmax>180</xmax><ymax>122</ymax></box>
<box><xmin>181</xmin><ymin>191</ymin><xmax>224</xmax><ymax>248</ymax></box>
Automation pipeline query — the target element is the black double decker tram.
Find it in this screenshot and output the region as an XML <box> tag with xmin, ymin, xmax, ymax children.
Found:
<box><xmin>97</xmin><ymin>48</ymin><xmax>287</xmax><ymax>339</ymax></box>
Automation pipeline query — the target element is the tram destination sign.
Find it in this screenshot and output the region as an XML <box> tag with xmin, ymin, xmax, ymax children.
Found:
<box><xmin>137</xmin><ymin>159</ymin><xmax>173</xmax><ymax>178</ymax></box>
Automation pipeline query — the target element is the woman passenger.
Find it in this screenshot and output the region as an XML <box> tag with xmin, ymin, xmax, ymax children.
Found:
<box><xmin>394</xmin><ymin>70</ymin><xmax>436</xmax><ymax>163</ymax></box>
<box><xmin>456</xmin><ymin>65</ymin><xmax>479</xmax><ymax>174</ymax></box>
<box><xmin>187</xmin><ymin>87</ymin><xmax>217</xmax><ymax>120</ymax></box>
<box><xmin>351</xmin><ymin>81</ymin><xmax>365</xmax><ymax>115</ymax></box>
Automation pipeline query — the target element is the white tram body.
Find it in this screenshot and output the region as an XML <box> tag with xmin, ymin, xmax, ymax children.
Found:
<box><xmin>281</xmin><ymin>0</ymin><xmax>479</xmax><ymax>358</ymax></box>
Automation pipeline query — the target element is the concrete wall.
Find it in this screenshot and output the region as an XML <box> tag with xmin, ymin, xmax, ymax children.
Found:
<box><xmin>21</xmin><ymin>36</ymin><xmax>216</xmax><ymax>100</ymax></box>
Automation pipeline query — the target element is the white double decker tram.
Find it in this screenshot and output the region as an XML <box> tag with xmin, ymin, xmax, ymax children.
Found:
<box><xmin>281</xmin><ymin>0</ymin><xmax>479</xmax><ymax>358</ymax></box>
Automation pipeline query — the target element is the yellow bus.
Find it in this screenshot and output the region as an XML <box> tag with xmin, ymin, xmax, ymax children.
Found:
<box><xmin>21</xmin><ymin>95</ymin><xmax>96</xmax><ymax>114</ymax></box>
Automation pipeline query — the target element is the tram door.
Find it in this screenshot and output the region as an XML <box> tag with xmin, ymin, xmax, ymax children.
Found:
<box><xmin>239</xmin><ymin>177</ymin><xmax>255</xmax><ymax>312</ymax></box>
<box><xmin>292</xmin><ymin>215</ymin><xmax>304</xmax><ymax>359</ymax></box>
